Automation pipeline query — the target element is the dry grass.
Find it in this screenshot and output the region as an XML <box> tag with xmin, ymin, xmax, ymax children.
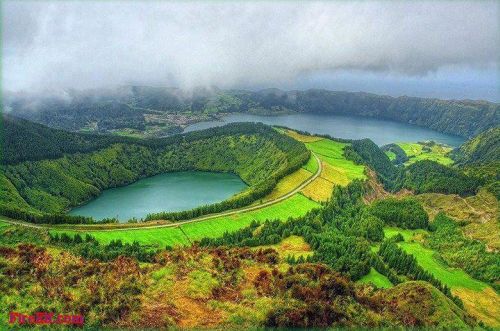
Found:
<box><xmin>301</xmin><ymin>176</ymin><xmax>334</xmax><ymax>202</ymax></box>
<box><xmin>257</xmin><ymin>235</ymin><xmax>313</xmax><ymax>260</ymax></box>
<box><xmin>285</xmin><ymin>129</ymin><xmax>323</xmax><ymax>142</ymax></box>
<box><xmin>416</xmin><ymin>189</ymin><xmax>499</xmax><ymax>250</ymax></box>
<box><xmin>454</xmin><ymin>287</ymin><xmax>500</xmax><ymax>327</ymax></box>
<box><xmin>261</xmin><ymin>168</ymin><xmax>312</xmax><ymax>202</ymax></box>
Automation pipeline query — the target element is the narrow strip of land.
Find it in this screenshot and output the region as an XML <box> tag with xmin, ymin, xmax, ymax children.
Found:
<box><xmin>2</xmin><ymin>152</ymin><xmax>322</xmax><ymax>232</ymax></box>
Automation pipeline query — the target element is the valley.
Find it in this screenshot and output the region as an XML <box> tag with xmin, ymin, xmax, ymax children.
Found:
<box><xmin>0</xmin><ymin>107</ymin><xmax>498</xmax><ymax>329</ymax></box>
<box><xmin>2</xmin><ymin>2</ymin><xmax>498</xmax><ymax>329</ymax></box>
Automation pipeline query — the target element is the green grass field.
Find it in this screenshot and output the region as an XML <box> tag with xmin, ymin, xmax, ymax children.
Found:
<box><xmin>53</xmin><ymin>194</ymin><xmax>319</xmax><ymax>248</ymax></box>
<box><xmin>302</xmin><ymin>153</ymin><xmax>319</xmax><ymax>174</ymax></box>
<box><xmin>305</xmin><ymin>139</ymin><xmax>366</xmax><ymax>182</ymax></box>
<box><xmin>383</xmin><ymin>227</ymin><xmax>487</xmax><ymax>292</ymax></box>
<box><xmin>397</xmin><ymin>142</ymin><xmax>453</xmax><ymax>166</ymax></box>
<box><xmin>358</xmin><ymin>268</ymin><xmax>393</xmax><ymax>288</ymax></box>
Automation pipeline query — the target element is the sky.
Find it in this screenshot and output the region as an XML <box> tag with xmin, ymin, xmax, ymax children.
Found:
<box><xmin>2</xmin><ymin>1</ymin><xmax>499</xmax><ymax>101</ymax></box>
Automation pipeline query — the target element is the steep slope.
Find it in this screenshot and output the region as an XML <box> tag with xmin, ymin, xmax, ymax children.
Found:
<box><xmin>452</xmin><ymin>127</ymin><xmax>500</xmax><ymax>198</ymax></box>
<box><xmin>453</xmin><ymin>127</ymin><xmax>500</xmax><ymax>165</ymax></box>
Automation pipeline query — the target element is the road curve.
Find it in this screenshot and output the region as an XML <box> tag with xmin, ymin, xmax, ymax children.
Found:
<box><xmin>2</xmin><ymin>152</ymin><xmax>322</xmax><ymax>232</ymax></box>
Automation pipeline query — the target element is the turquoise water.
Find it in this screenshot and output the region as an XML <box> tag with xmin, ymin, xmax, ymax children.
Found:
<box><xmin>184</xmin><ymin>113</ymin><xmax>465</xmax><ymax>146</ymax></box>
<box><xmin>69</xmin><ymin>171</ymin><xmax>247</xmax><ymax>221</ymax></box>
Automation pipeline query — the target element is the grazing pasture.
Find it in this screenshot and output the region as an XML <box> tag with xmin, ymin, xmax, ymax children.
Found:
<box><xmin>397</xmin><ymin>142</ymin><xmax>454</xmax><ymax>166</ymax></box>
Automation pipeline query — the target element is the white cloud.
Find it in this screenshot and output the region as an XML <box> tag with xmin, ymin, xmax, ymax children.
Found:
<box><xmin>2</xmin><ymin>1</ymin><xmax>498</xmax><ymax>92</ymax></box>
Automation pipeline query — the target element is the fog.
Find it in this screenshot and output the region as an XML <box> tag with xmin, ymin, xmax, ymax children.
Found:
<box><xmin>2</xmin><ymin>1</ymin><xmax>499</xmax><ymax>100</ymax></box>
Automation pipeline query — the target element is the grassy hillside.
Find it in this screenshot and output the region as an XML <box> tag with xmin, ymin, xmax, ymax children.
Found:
<box><xmin>358</xmin><ymin>268</ymin><xmax>393</xmax><ymax>288</ymax></box>
<box><xmin>301</xmin><ymin>138</ymin><xmax>366</xmax><ymax>201</ymax></box>
<box><xmin>451</xmin><ymin>127</ymin><xmax>500</xmax><ymax>199</ymax></box>
<box><xmin>416</xmin><ymin>189</ymin><xmax>499</xmax><ymax>250</ymax></box>
<box><xmin>0</xmin><ymin>227</ymin><xmax>475</xmax><ymax>329</ymax></box>
<box><xmin>453</xmin><ymin>127</ymin><xmax>500</xmax><ymax>165</ymax></box>
<box><xmin>1</xmin><ymin>115</ymin><xmax>497</xmax><ymax>329</ymax></box>
<box><xmin>383</xmin><ymin>227</ymin><xmax>500</xmax><ymax>326</ymax></box>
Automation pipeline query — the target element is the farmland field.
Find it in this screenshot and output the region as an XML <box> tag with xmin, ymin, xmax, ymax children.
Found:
<box><xmin>305</xmin><ymin>139</ymin><xmax>366</xmax><ymax>183</ymax></box>
<box><xmin>262</xmin><ymin>168</ymin><xmax>314</xmax><ymax>202</ymax></box>
<box><xmin>302</xmin><ymin>153</ymin><xmax>319</xmax><ymax>174</ymax></box>
<box><xmin>53</xmin><ymin>194</ymin><xmax>319</xmax><ymax>247</ymax></box>
<box><xmin>397</xmin><ymin>142</ymin><xmax>454</xmax><ymax>166</ymax></box>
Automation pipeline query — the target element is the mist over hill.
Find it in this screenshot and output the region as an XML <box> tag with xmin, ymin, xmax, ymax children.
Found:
<box><xmin>5</xmin><ymin>86</ymin><xmax>499</xmax><ymax>138</ymax></box>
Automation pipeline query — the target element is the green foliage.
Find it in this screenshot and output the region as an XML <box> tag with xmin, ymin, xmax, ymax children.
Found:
<box><xmin>378</xmin><ymin>238</ymin><xmax>463</xmax><ymax>307</ymax></box>
<box><xmin>453</xmin><ymin>127</ymin><xmax>500</xmax><ymax>199</ymax></box>
<box><xmin>50</xmin><ymin>232</ymin><xmax>157</xmax><ymax>262</ymax></box>
<box><xmin>401</xmin><ymin>160</ymin><xmax>480</xmax><ymax>196</ymax></box>
<box><xmin>201</xmin><ymin>181</ymin><xmax>383</xmax><ymax>281</ymax></box>
<box><xmin>345</xmin><ymin>139</ymin><xmax>401</xmax><ymax>189</ymax></box>
<box><xmin>381</xmin><ymin>143</ymin><xmax>409</xmax><ymax>165</ymax></box>
<box><xmin>370</xmin><ymin>197</ymin><xmax>429</xmax><ymax>229</ymax></box>
<box><xmin>427</xmin><ymin>213</ymin><xmax>500</xmax><ymax>288</ymax></box>
<box><xmin>453</xmin><ymin>127</ymin><xmax>500</xmax><ymax>166</ymax></box>
<box><xmin>1</xmin><ymin>114</ymin><xmax>132</xmax><ymax>165</ymax></box>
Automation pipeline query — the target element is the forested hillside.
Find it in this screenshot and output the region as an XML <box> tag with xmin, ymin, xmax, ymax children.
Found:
<box><xmin>0</xmin><ymin>117</ymin><xmax>309</xmax><ymax>222</ymax></box>
<box><xmin>6</xmin><ymin>87</ymin><xmax>499</xmax><ymax>138</ymax></box>
<box><xmin>453</xmin><ymin>127</ymin><xmax>500</xmax><ymax>165</ymax></box>
<box><xmin>1</xmin><ymin>114</ymin><xmax>131</xmax><ymax>164</ymax></box>
<box><xmin>452</xmin><ymin>127</ymin><xmax>500</xmax><ymax>198</ymax></box>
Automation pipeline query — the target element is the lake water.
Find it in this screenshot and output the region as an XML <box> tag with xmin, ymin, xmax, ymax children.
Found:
<box><xmin>184</xmin><ymin>113</ymin><xmax>465</xmax><ymax>146</ymax></box>
<box><xmin>69</xmin><ymin>171</ymin><xmax>247</xmax><ymax>221</ymax></box>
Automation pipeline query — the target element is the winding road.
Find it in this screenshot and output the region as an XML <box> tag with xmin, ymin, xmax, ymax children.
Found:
<box><xmin>1</xmin><ymin>152</ymin><xmax>322</xmax><ymax>232</ymax></box>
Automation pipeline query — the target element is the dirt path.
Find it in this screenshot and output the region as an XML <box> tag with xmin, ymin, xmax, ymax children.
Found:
<box><xmin>2</xmin><ymin>153</ymin><xmax>322</xmax><ymax>232</ymax></box>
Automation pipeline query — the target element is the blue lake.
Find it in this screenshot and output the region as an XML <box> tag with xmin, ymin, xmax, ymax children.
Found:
<box><xmin>184</xmin><ymin>113</ymin><xmax>465</xmax><ymax>146</ymax></box>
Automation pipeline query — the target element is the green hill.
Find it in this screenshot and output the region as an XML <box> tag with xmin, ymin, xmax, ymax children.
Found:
<box><xmin>453</xmin><ymin>127</ymin><xmax>500</xmax><ymax>165</ymax></box>
<box><xmin>452</xmin><ymin>127</ymin><xmax>500</xmax><ymax>198</ymax></box>
<box><xmin>0</xmin><ymin>116</ymin><xmax>309</xmax><ymax>223</ymax></box>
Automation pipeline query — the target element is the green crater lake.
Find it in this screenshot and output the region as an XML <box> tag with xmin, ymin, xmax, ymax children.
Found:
<box><xmin>69</xmin><ymin>171</ymin><xmax>247</xmax><ymax>222</ymax></box>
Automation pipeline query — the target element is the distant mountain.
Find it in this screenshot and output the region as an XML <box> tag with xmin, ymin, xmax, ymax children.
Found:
<box><xmin>4</xmin><ymin>86</ymin><xmax>499</xmax><ymax>137</ymax></box>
